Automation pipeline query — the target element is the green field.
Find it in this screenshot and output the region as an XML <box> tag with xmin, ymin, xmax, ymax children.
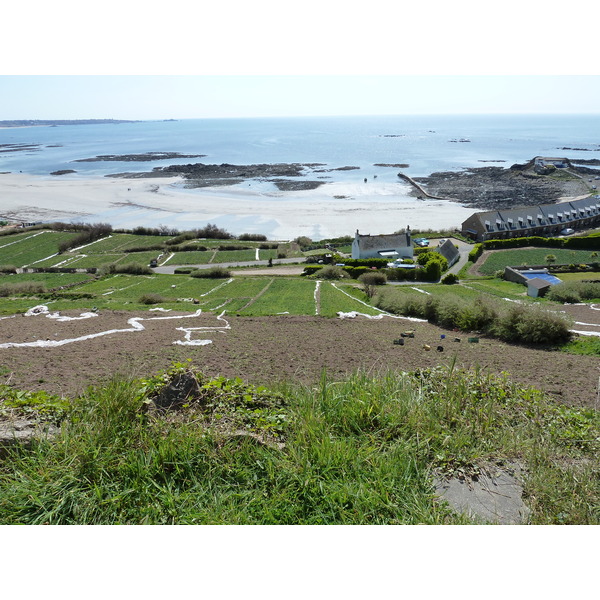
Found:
<box><xmin>76</xmin><ymin>233</ymin><xmax>168</xmax><ymax>254</ymax></box>
<box><xmin>0</xmin><ymin>231</ymin><xmax>80</xmax><ymax>267</ymax></box>
<box><xmin>479</xmin><ymin>248</ymin><xmax>599</xmax><ymax>275</ymax></box>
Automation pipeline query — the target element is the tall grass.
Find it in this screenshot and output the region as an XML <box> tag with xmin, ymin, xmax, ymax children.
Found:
<box><xmin>1</xmin><ymin>365</ymin><xmax>597</xmax><ymax>524</ymax></box>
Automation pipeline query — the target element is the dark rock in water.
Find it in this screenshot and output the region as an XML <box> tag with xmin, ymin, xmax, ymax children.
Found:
<box><xmin>75</xmin><ymin>152</ymin><xmax>206</xmax><ymax>163</ymax></box>
<box><xmin>50</xmin><ymin>169</ymin><xmax>76</xmax><ymax>176</ymax></box>
<box><xmin>374</xmin><ymin>163</ymin><xmax>410</xmax><ymax>168</ymax></box>
<box><xmin>272</xmin><ymin>179</ymin><xmax>324</xmax><ymax>191</ymax></box>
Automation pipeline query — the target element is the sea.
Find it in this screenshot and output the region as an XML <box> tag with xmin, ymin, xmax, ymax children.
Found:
<box><xmin>2</xmin><ymin>113</ymin><xmax>600</xmax><ymax>182</ymax></box>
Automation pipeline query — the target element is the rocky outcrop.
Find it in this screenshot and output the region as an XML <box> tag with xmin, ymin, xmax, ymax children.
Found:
<box><xmin>412</xmin><ymin>162</ymin><xmax>593</xmax><ymax>209</ymax></box>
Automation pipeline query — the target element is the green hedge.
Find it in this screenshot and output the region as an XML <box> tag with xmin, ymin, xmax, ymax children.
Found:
<box><xmin>481</xmin><ymin>234</ymin><xmax>600</xmax><ymax>252</ymax></box>
<box><xmin>468</xmin><ymin>244</ymin><xmax>483</xmax><ymax>262</ymax></box>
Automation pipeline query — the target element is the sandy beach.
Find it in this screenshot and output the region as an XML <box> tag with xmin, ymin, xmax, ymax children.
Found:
<box><xmin>0</xmin><ymin>172</ymin><xmax>475</xmax><ymax>240</ymax></box>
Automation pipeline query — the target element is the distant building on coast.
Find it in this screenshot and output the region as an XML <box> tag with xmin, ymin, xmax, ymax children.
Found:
<box><xmin>461</xmin><ymin>196</ymin><xmax>600</xmax><ymax>242</ymax></box>
<box><xmin>351</xmin><ymin>227</ymin><xmax>413</xmax><ymax>260</ymax></box>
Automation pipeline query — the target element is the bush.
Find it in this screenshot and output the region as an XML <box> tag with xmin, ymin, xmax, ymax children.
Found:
<box><xmin>294</xmin><ymin>236</ymin><xmax>313</xmax><ymax>248</ymax></box>
<box><xmin>547</xmin><ymin>281</ymin><xmax>600</xmax><ymax>303</ymax></box>
<box><xmin>341</xmin><ymin>258</ymin><xmax>389</xmax><ymax>269</ymax></box>
<box><xmin>492</xmin><ymin>304</ymin><xmax>571</xmax><ymax>345</ymax></box>
<box><xmin>191</xmin><ymin>266</ymin><xmax>232</xmax><ymax>279</ymax></box>
<box><xmin>238</xmin><ymin>233</ymin><xmax>267</xmax><ymax>241</ymax></box>
<box><xmin>358</xmin><ymin>271</ymin><xmax>387</xmax><ymax>286</ymax></box>
<box><xmin>312</xmin><ymin>265</ymin><xmax>350</xmax><ymax>280</ymax></box>
<box><xmin>468</xmin><ymin>244</ymin><xmax>483</xmax><ymax>262</ymax></box>
<box><xmin>374</xmin><ymin>290</ymin><xmax>571</xmax><ymax>345</ymax></box>
<box><xmin>441</xmin><ymin>273</ymin><xmax>459</xmax><ymax>285</ymax></box>
<box><xmin>0</xmin><ymin>265</ymin><xmax>17</xmax><ymax>274</ymax></box>
<box><xmin>422</xmin><ymin>259</ymin><xmax>443</xmax><ymax>282</ymax></box>
<box><xmin>100</xmin><ymin>263</ymin><xmax>153</xmax><ymax>275</ymax></box>
<box><xmin>138</xmin><ymin>294</ymin><xmax>167</xmax><ymax>305</ymax></box>
<box><xmin>57</xmin><ymin>223</ymin><xmax>113</xmax><ymax>253</ymax></box>
<box><xmin>0</xmin><ymin>281</ymin><xmax>46</xmax><ymax>297</ymax></box>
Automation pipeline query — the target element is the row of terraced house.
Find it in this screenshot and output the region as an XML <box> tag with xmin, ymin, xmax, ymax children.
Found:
<box><xmin>461</xmin><ymin>195</ymin><xmax>600</xmax><ymax>242</ymax></box>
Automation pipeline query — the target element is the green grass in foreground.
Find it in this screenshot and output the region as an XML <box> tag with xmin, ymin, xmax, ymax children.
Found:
<box><xmin>0</xmin><ymin>364</ymin><xmax>598</xmax><ymax>525</ymax></box>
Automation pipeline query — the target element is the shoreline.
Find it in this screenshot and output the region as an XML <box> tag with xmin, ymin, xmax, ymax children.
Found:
<box><xmin>0</xmin><ymin>172</ymin><xmax>474</xmax><ymax>240</ymax></box>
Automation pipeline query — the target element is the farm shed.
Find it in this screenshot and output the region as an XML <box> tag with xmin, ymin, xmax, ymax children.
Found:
<box><xmin>526</xmin><ymin>278</ymin><xmax>553</xmax><ymax>298</ymax></box>
<box><xmin>351</xmin><ymin>227</ymin><xmax>413</xmax><ymax>260</ymax></box>
<box><xmin>504</xmin><ymin>266</ymin><xmax>562</xmax><ymax>297</ymax></box>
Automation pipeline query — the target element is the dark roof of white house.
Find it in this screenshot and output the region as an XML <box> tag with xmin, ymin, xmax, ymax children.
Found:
<box><xmin>355</xmin><ymin>232</ymin><xmax>410</xmax><ymax>251</ymax></box>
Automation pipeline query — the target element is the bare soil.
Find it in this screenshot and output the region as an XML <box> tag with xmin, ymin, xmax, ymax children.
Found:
<box><xmin>1</xmin><ymin>308</ymin><xmax>598</xmax><ymax>408</ymax></box>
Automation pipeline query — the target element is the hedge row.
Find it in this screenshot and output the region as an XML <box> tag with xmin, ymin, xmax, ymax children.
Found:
<box><xmin>374</xmin><ymin>290</ymin><xmax>571</xmax><ymax>345</ymax></box>
<box><xmin>481</xmin><ymin>234</ymin><xmax>600</xmax><ymax>252</ymax></box>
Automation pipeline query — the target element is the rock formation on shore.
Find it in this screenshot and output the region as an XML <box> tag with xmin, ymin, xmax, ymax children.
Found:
<box><xmin>412</xmin><ymin>160</ymin><xmax>596</xmax><ymax>209</ymax></box>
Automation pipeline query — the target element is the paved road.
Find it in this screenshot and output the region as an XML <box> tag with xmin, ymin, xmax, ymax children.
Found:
<box><xmin>153</xmin><ymin>256</ymin><xmax>305</xmax><ymax>275</ymax></box>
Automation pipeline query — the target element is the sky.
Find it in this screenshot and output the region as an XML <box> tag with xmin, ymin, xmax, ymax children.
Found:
<box><xmin>1</xmin><ymin>1</ymin><xmax>599</xmax><ymax>120</ymax></box>
<box><xmin>2</xmin><ymin>75</ymin><xmax>600</xmax><ymax>120</ymax></box>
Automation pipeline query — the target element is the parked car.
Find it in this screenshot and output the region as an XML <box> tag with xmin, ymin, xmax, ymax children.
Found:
<box><xmin>560</xmin><ymin>228</ymin><xmax>574</xmax><ymax>235</ymax></box>
<box><xmin>413</xmin><ymin>237</ymin><xmax>429</xmax><ymax>247</ymax></box>
<box><xmin>387</xmin><ymin>259</ymin><xmax>404</xmax><ymax>267</ymax></box>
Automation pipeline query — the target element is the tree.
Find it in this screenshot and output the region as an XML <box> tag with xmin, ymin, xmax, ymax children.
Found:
<box><xmin>545</xmin><ymin>254</ymin><xmax>557</xmax><ymax>266</ymax></box>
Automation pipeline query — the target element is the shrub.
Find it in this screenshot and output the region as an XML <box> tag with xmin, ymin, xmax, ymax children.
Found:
<box><xmin>385</xmin><ymin>267</ymin><xmax>417</xmax><ymax>281</ymax></box>
<box><xmin>239</xmin><ymin>233</ymin><xmax>267</xmax><ymax>241</ymax></box>
<box><xmin>100</xmin><ymin>263</ymin><xmax>152</xmax><ymax>275</ymax></box>
<box><xmin>191</xmin><ymin>266</ymin><xmax>232</xmax><ymax>279</ymax></box>
<box><xmin>416</xmin><ymin>251</ymin><xmax>434</xmax><ymax>266</ymax></box>
<box><xmin>374</xmin><ymin>290</ymin><xmax>571</xmax><ymax>345</ymax></box>
<box><xmin>312</xmin><ymin>265</ymin><xmax>350</xmax><ymax>280</ymax></box>
<box><xmin>340</xmin><ymin>258</ymin><xmax>389</xmax><ymax>269</ymax></box>
<box><xmin>138</xmin><ymin>294</ymin><xmax>167</xmax><ymax>305</ymax></box>
<box><xmin>422</xmin><ymin>259</ymin><xmax>443</xmax><ymax>282</ymax></box>
<box><xmin>302</xmin><ymin>265</ymin><xmax>322</xmax><ymax>276</ymax></box>
<box><xmin>294</xmin><ymin>236</ymin><xmax>313</xmax><ymax>248</ymax></box>
<box><xmin>468</xmin><ymin>244</ymin><xmax>483</xmax><ymax>262</ymax></box>
<box><xmin>441</xmin><ymin>273</ymin><xmax>459</xmax><ymax>285</ymax></box>
<box><xmin>358</xmin><ymin>271</ymin><xmax>387</xmax><ymax>298</ymax></box>
<box><xmin>0</xmin><ymin>265</ymin><xmax>17</xmax><ymax>274</ymax></box>
<box><xmin>0</xmin><ymin>281</ymin><xmax>46</xmax><ymax>297</ymax></box>
<box><xmin>547</xmin><ymin>281</ymin><xmax>600</xmax><ymax>303</ymax></box>
<box><xmin>57</xmin><ymin>223</ymin><xmax>113</xmax><ymax>253</ymax></box>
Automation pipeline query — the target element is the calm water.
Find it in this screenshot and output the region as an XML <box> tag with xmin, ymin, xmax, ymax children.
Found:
<box><xmin>2</xmin><ymin>114</ymin><xmax>600</xmax><ymax>183</ymax></box>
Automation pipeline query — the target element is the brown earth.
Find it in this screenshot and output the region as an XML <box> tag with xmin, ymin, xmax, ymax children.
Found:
<box><xmin>0</xmin><ymin>308</ymin><xmax>598</xmax><ymax>408</ymax></box>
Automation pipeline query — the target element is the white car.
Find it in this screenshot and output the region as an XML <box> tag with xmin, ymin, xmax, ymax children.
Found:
<box><xmin>560</xmin><ymin>228</ymin><xmax>574</xmax><ymax>235</ymax></box>
<box><xmin>387</xmin><ymin>259</ymin><xmax>404</xmax><ymax>267</ymax></box>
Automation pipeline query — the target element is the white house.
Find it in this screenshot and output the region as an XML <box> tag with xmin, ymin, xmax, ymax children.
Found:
<box><xmin>351</xmin><ymin>227</ymin><xmax>413</xmax><ymax>260</ymax></box>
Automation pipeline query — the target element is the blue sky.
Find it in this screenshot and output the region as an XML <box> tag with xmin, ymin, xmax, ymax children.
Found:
<box><xmin>2</xmin><ymin>75</ymin><xmax>600</xmax><ymax>120</ymax></box>
<box><xmin>1</xmin><ymin>2</ymin><xmax>599</xmax><ymax>120</ymax></box>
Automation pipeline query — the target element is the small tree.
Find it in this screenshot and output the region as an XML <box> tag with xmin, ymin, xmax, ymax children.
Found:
<box><xmin>545</xmin><ymin>254</ymin><xmax>557</xmax><ymax>266</ymax></box>
<box><xmin>358</xmin><ymin>271</ymin><xmax>387</xmax><ymax>298</ymax></box>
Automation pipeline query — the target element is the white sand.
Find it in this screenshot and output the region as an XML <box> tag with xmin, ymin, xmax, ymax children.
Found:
<box><xmin>0</xmin><ymin>172</ymin><xmax>475</xmax><ymax>240</ymax></box>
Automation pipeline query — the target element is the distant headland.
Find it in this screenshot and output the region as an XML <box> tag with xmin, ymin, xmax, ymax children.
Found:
<box><xmin>0</xmin><ymin>119</ymin><xmax>142</xmax><ymax>128</ymax></box>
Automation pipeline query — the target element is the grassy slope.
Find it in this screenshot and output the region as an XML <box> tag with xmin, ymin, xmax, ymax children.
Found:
<box><xmin>0</xmin><ymin>365</ymin><xmax>597</xmax><ymax>524</ymax></box>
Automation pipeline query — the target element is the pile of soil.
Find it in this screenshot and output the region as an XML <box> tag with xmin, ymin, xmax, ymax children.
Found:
<box><xmin>0</xmin><ymin>310</ymin><xmax>597</xmax><ymax>408</ymax></box>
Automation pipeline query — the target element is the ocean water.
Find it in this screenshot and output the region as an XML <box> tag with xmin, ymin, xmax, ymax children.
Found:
<box><xmin>2</xmin><ymin>113</ymin><xmax>600</xmax><ymax>183</ymax></box>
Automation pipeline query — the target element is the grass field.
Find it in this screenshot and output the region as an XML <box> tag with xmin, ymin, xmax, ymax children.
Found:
<box><xmin>0</xmin><ymin>231</ymin><xmax>80</xmax><ymax>268</ymax></box>
<box><xmin>479</xmin><ymin>248</ymin><xmax>599</xmax><ymax>275</ymax></box>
